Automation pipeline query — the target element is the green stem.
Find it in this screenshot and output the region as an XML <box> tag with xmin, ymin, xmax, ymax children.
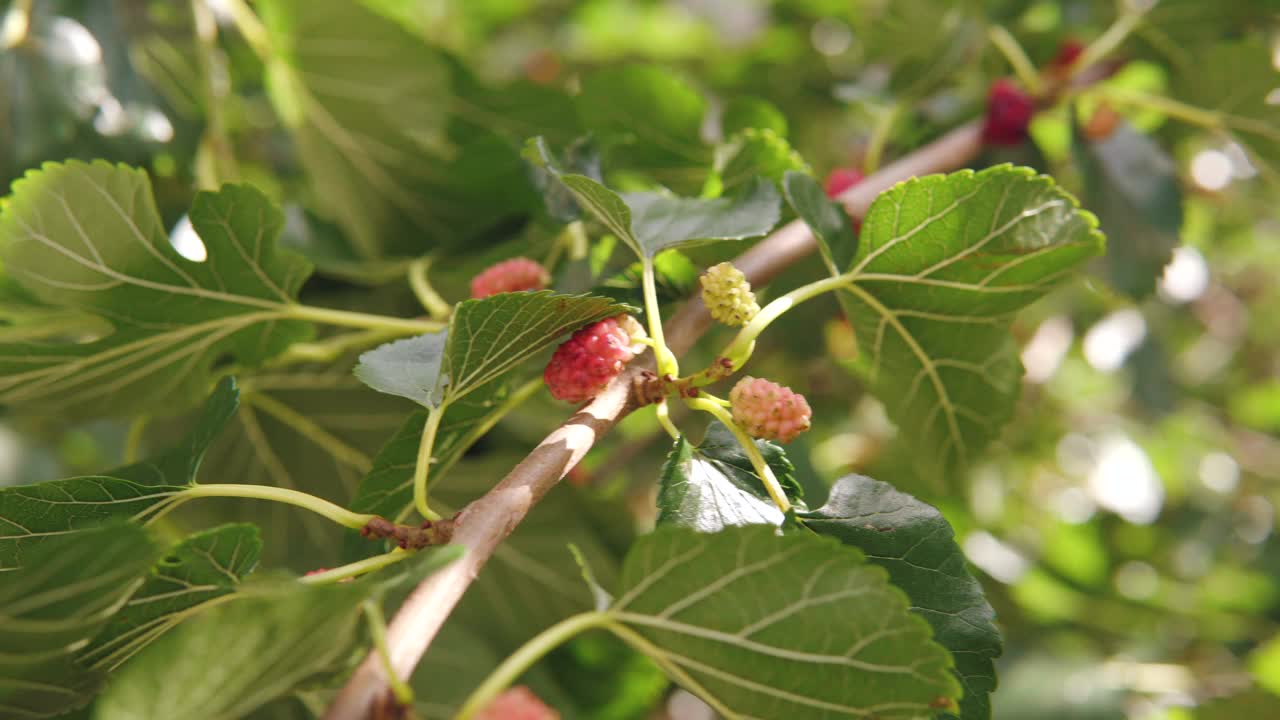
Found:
<box><xmin>987</xmin><ymin>25</ymin><xmax>1043</xmax><ymax>95</ymax></box>
<box><xmin>123</xmin><ymin>415</ymin><xmax>150</xmax><ymax>464</ymax></box>
<box><xmin>191</xmin><ymin>0</ymin><xmax>238</xmax><ymax>189</ymax></box>
<box><xmin>455</xmin><ymin>612</ymin><xmax>610</xmax><ymax>719</ymax></box>
<box><xmin>221</xmin><ymin>0</ymin><xmax>272</xmax><ymax>60</ymax></box>
<box><xmin>685</xmin><ymin>398</ymin><xmax>791</xmax><ymax>514</ymax></box>
<box><xmin>182</xmin><ymin>483</ymin><xmax>375</xmax><ymax>529</ymax></box>
<box><xmin>1069</xmin><ymin>6</ymin><xmax>1146</xmax><ymax>81</ymax></box>
<box><xmin>655</xmin><ymin>400</ymin><xmax>680</xmax><ymax>440</ymax></box>
<box><xmin>407</xmin><ymin>258</ymin><xmax>453</xmax><ymax>320</ymax></box>
<box><xmin>413</xmin><ymin>407</ymin><xmax>445</xmax><ymax>522</ymax></box>
<box><xmin>268</xmin><ymin>326</ymin><xmax>410</xmax><ymax>366</ymax></box>
<box><xmin>363</xmin><ymin>601</ymin><xmax>415</xmax><ymax>707</ymax></box>
<box><xmin>302</xmin><ymin>549</ymin><xmax>411</xmax><ymax>585</ymax></box>
<box><xmin>641</xmin><ymin>259</ymin><xmax>679</xmax><ymax>378</ymax></box>
<box><xmin>287</xmin><ymin>304</ymin><xmax>443</xmax><ymax>335</ymax></box>
<box><xmin>862</xmin><ymin>102</ymin><xmax>902</xmax><ymax>176</ymax></box>
<box><xmin>245</xmin><ymin>392</ymin><xmax>372</xmax><ymax>472</ymax></box>
<box><xmin>718</xmin><ymin>271</ymin><xmax>855</xmax><ymax>378</ymax></box>
<box><xmin>1098</xmin><ymin>88</ymin><xmax>1223</xmax><ymax>128</ymax></box>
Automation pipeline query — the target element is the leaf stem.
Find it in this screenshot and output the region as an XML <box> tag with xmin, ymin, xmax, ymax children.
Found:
<box><xmin>685</xmin><ymin>397</ymin><xmax>791</xmax><ymax>514</ymax></box>
<box><xmin>715</xmin><ymin>271</ymin><xmax>855</xmax><ymax>380</ymax></box>
<box><xmin>863</xmin><ymin>102</ymin><xmax>902</xmax><ymax>175</ymax></box>
<box><xmin>123</xmin><ymin>415</ymin><xmax>150</xmax><ymax>464</ymax></box>
<box><xmin>221</xmin><ymin>0</ymin><xmax>272</xmax><ymax>60</ymax></box>
<box><xmin>987</xmin><ymin>25</ymin><xmax>1043</xmax><ymax>95</ymax></box>
<box><xmin>413</xmin><ymin>407</ymin><xmax>445</xmax><ymax>522</ymax></box>
<box><xmin>268</xmin><ymin>326</ymin><xmax>410</xmax><ymax>366</ymax></box>
<box><xmin>1097</xmin><ymin>88</ymin><xmax>1223</xmax><ymax>129</ymax></box>
<box><xmin>182</xmin><ymin>483</ymin><xmax>375</xmax><ymax>529</ymax></box>
<box><xmin>362</xmin><ymin>600</ymin><xmax>415</xmax><ymax>707</ymax></box>
<box><xmin>244</xmin><ymin>392</ymin><xmax>373</xmax><ymax>472</ymax></box>
<box><xmin>302</xmin><ymin>550</ymin><xmax>411</xmax><ymax>585</ymax></box>
<box><xmin>407</xmin><ymin>258</ymin><xmax>453</xmax><ymax>320</ymax></box>
<box><xmin>191</xmin><ymin>0</ymin><xmax>239</xmax><ymax>189</ymax></box>
<box><xmin>287</xmin><ymin>304</ymin><xmax>443</xmax><ymax>335</ymax></box>
<box><xmin>655</xmin><ymin>400</ymin><xmax>680</xmax><ymax>440</ymax></box>
<box><xmin>455</xmin><ymin>612</ymin><xmax>610</xmax><ymax>719</ymax></box>
<box><xmin>642</xmin><ymin>259</ymin><xmax>679</xmax><ymax>378</ymax></box>
<box><xmin>1069</xmin><ymin>5</ymin><xmax>1147</xmax><ymax>81</ymax></box>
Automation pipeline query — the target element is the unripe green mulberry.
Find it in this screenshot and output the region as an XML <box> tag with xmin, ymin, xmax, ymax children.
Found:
<box><xmin>700</xmin><ymin>262</ymin><xmax>759</xmax><ymax>327</ymax></box>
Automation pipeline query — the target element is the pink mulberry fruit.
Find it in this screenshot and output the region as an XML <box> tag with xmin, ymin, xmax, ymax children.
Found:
<box><xmin>730</xmin><ymin>376</ymin><xmax>812</xmax><ymax>443</ymax></box>
<box><xmin>982</xmin><ymin>79</ymin><xmax>1035</xmax><ymax>146</ymax></box>
<box><xmin>470</xmin><ymin>257</ymin><xmax>551</xmax><ymax>299</ymax></box>
<box><xmin>543</xmin><ymin>315</ymin><xmax>646</xmax><ymax>403</ymax></box>
<box><xmin>475</xmin><ymin>686</ymin><xmax>559</xmax><ymax>720</ymax></box>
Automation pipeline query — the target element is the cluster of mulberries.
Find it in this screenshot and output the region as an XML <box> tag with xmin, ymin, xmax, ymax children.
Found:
<box><xmin>729</xmin><ymin>376</ymin><xmax>811</xmax><ymax>444</ymax></box>
<box><xmin>700</xmin><ymin>262</ymin><xmax>760</xmax><ymax>327</ymax></box>
<box><xmin>543</xmin><ymin>315</ymin><xmax>647</xmax><ymax>403</ymax></box>
<box><xmin>470</xmin><ymin>257</ymin><xmax>550</xmax><ymax>299</ymax></box>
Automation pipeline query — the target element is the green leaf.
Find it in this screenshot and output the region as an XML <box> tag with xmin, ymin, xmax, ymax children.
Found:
<box><xmin>342</xmin><ymin>379</ymin><xmax>519</xmax><ymax>542</ymax></box>
<box><xmin>353</xmin><ymin>332</ymin><xmax>448</xmax><ymax>409</ymax></box>
<box><xmin>534</xmin><ymin>155</ymin><xmax>781</xmax><ymax>262</ymax></box>
<box><xmin>0</xmin><ymin>379</ymin><xmax>241</xmax><ymax>568</ymax></box>
<box><xmin>1074</xmin><ymin>118</ymin><xmax>1182</xmax><ymax>298</ymax></box>
<box><xmin>79</xmin><ymin>524</ymin><xmax>263</xmax><ymax>672</ymax></box>
<box><xmin>442</xmin><ymin>291</ymin><xmax>633</xmax><ymax>402</ymax></box>
<box><xmin>95</xmin><ymin>548</ymin><xmax>460</xmax><ymax>720</ymax></box>
<box><xmin>0</xmin><ymin>162</ymin><xmax>313</xmax><ymax>417</ymax></box>
<box><xmin>656</xmin><ymin>424</ymin><xmax>802</xmax><ymax>533</ymax></box>
<box><xmin>800</xmin><ymin>475</ymin><xmax>1002</xmax><ymax>720</ymax></box>
<box><xmin>576</xmin><ymin>66</ymin><xmax>712</xmax><ymax>194</ymax></box>
<box><xmin>108</xmin><ymin>377</ymin><xmax>240</xmax><ymax>486</ymax></box>
<box><xmin>783</xmin><ymin>170</ymin><xmax>859</xmax><ymax>275</ymax></box>
<box><xmin>714</xmin><ymin>130</ymin><xmax>808</xmax><ymax>195</ymax></box>
<box><xmin>623</xmin><ymin>178</ymin><xmax>781</xmax><ymax>258</ymax></box>
<box><xmin>839</xmin><ymin>165</ymin><xmax>1103</xmax><ymax>479</ymax></box>
<box><xmin>258</xmin><ymin>0</ymin><xmax>451</xmax><ymax>258</ymax></box>
<box><xmin>608</xmin><ymin>525</ymin><xmax>961</xmax><ymax>718</ymax></box>
<box><xmin>1174</xmin><ymin>39</ymin><xmax>1280</xmax><ymax>176</ymax></box>
<box><xmin>527</xmin><ymin>136</ymin><xmax>602</xmax><ymax>224</ymax></box>
<box><xmin>0</xmin><ymin>523</ymin><xmax>158</xmax><ymax>720</ymax></box>
<box><xmin>721</xmin><ymin>96</ymin><xmax>789</xmax><ymax>137</ymax></box>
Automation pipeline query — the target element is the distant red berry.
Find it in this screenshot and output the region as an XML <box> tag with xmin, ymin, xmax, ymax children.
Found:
<box><xmin>824</xmin><ymin>167</ymin><xmax>864</xmax><ymax>198</ymax></box>
<box><xmin>730</xmin><ymin>376</ymin><xmax>812</xmax><ymax>444</ymax></box>
<box><xmin>543</xmin><ymin>315</ymin><xmax>646</xmax><ymax>403</ymax></box>
<box><xmin>476</xmin><ymin>686</ymin><xmax>559</xmax><ymax>720</ymax></box>
<box><xmin>1049</xmin><ymin>38</ymin><xmax>1085</xmax><ymax>72</ymax></box>
<box><xmin>470</xmin><ymin>257</ymin><xmax>550</xmax><ymax>299</ymax></box>
<box><xmin>982</xmin><ymin>79</ymin><xmax>1035</xmax><ymax>146</ymax></box>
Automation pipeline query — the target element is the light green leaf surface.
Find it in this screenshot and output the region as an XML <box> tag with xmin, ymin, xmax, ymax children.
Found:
<box><xmin>609</xmin><ymin>525</ymin><xmax>960</xmax><ymax>719</ymax></box>
<box><xmin>801</xmin><ymin>475</ymin><xmax>1002</xmax><ymax>720</ymax></box>
<box><xmin>80</xmin><ymin>524</ymin><xmax>263</xmax><ymax>672</ymax></box>
<box><xmin>714</xmin><ymin>129</ymin><xmax>808</xmax><ymax>195</ymax></box>
<box><xmin>0</xmin><ymin>162</ymin><xmax>312</xmax><ymax>417</ymax></box>
<box><xmin>353</xmin><ymin>332</ymin><xmax>448</xmax><ymax>409</ymax></box>
<box><xmin>841</xmin><ymin>166</ymin><xmax>1103</xmax><ymax>479</ymax></box>
<box><xmin>655</xmin><ymin>424</ymin><xmax>801</xmax><ymax>533</ymax></box>
<box><xmin>0</xmin><ymin>523</ymin><xmax>158</xmax><ymax>719</ymax></box>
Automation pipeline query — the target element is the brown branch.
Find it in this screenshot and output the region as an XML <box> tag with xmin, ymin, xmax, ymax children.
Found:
<box><xmin>323</xmin><ymin>120</ymin><xmax>984</xmax><ymax>720</ymax></box>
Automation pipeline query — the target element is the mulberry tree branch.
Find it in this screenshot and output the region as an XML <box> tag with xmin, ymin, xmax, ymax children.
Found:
<box><xmin>323</xmin><ymin>120</ymin><xmax>984</xmax><ymax>720</ymax></box>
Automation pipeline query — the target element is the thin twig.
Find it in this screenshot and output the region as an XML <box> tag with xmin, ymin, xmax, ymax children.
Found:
<box><xmin>323</xmin><ymin>119</ymin><xmax>985</xmax><ymax>720</ymax></box>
